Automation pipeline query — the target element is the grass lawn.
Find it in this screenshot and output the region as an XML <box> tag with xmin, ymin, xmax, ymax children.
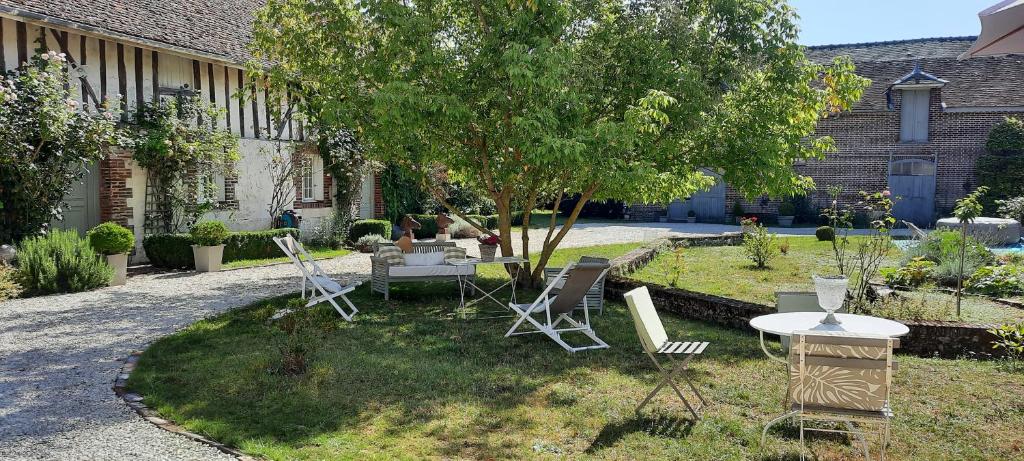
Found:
<box><xmin>630</xmin><ymin>236</ymin><xmax>1024</xmax><ymax>324</ymax></box>
<box><xmin>222</xmin><ymin>247</ymin><xmax>352</xmax><ymax>270</ymax></box>
<box><xmin>128</xmin><ymin>244</ymin><xmax>1024</xmax><ymax>460</ymax></box>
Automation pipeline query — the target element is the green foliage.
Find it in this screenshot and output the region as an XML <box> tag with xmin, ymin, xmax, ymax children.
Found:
<box><xmin>304</xmin><ymin>210</ymin><xmax>349</xmax><ymax>249</ymax></box>
<box><xmin>320</xmin><ymin>128</ymin><xmax>370</xmax><ymax>222</ymax></box>
<box><xmin>483</xmin><ymin>215</ymin><xmax>499</xmax><ymax>230</ymax></box>
<box><xmin>967</xmin><ymin>265</ymin><xmax>1024</xmax><ymax>297</ymax></box>
<box><xmin>989</xmin><ymin>323</ymin><xmax>1024</xmax><ymax>365</ymax></box>
<box><xmin>777</xmin><ymin>202</ymin><xmax>796</xmax><ymax>216</ymax></box>
<box><xmin>448</xmin><ymin>217</ymin><xmax>483</xmax><ymax>239</ymax></box>
<box><xmin>223</xmin><ymin>229</ymin><xmax>300</xmax><ymax>262</ymax></box>
<box><xmin>409</xmin><ymin>214</ymin><xmax>438</xmax><ymax>239</ymax></box>
<box><xmin>881</xmin><ymin>258</ymin><xmax>935</xmax><ymax>288</ymax></box>
<box><xmin>975</xmin><ymin>154</ymin><xmax>1024</xmax><ymax>213</ymax></box>
<box><xmin>87</xmin><ymin>222</ymin><xmax>135</xmax><ymax>255</ymax></box>
<box><xmin>985</xmin><ymin>117</ymin><xmax>1024</xmax><ymax>156</ymax></box>
<box><xmin>955</xmin><ymin>186</ymin><xmax>989</xmax><ymax>224</ymax></box>
<box><xmin>250</xmin><ymin>0</ymin><xmax>868</xmax><ymax>278</ymax></box>
<box><xmin>355</xmin><ymin>234</ymin><xmax>387</xmax><ymax>253</ymax></box>
<box><xmin>732</xmin><ymin>200</ymin><xmax>745</xmax><ymax>220</ymax></box>
<box><xmin>0</xmin><ymin>52</ymin><xmax>120</xmax><ymax>243</ymax></box>
<box><xmin>143</xmin><ymin>234</ymin><xmax>194</xmax><ymax>269</ymax></box>
<box><xmin>903</xmin><ymin>230</ymin><xmax>995</xmax><ymax>286</ymax></box>
<box><xmin>379</xmin><ymin>164</ymin><xmax>428</xmax><ymax>224</ymax></box>
<box><xmin>15</xmin><ymin>229</ymin><xmax>112</xmax><ymax>295</ymax></box>
<box><xmin>996</xmin><ymin>196</ymin><xmax>1024</xmax><ymax>223</ymax></box>
<box><xmin>742</xmin><ymin>225</ymin><xmax>778</xmax><ymax>269</ymax></box>
<box><xmin>125</xmin><ymin>95</ymin><xmax>239</xmax><ymax>233</ymax></box>
<box><xmin>349</xmin><ymin>219</ymin><xmax>392</xmax><ymax>242</ymax></box>
<box><xmin>815</xmin><ymin>226</ymin><xmax>835</xmax><ymax>242</ymax></box>
<box><xmin>190</xmin><ymin>221</ymin><xmax>230</xmax><ymax>247</ymax></box>
<box><xmin>0</xmin><ymin>264</ymin><xmax>22</xmax><ymax>301</ymax></box>
<box><xmin>510</xmin><ymin>210</ymin><xmax>555</xmax><ymax>227</ymax></box>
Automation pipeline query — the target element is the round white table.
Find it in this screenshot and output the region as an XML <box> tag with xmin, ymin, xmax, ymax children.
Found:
<box><xmin>749</xmin><ymin>312</ymin><xmax>910</xmax><ymax>364</ymax></box>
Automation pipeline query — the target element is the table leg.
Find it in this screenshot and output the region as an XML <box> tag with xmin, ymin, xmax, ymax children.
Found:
<box><xmin>761</xmin><ymin>410</ymin><xmax>799</xmax><ymax>444</ymax></box>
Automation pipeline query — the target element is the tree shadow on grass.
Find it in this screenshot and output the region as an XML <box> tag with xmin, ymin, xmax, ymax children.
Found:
<box><xmin>585</xmin><ymin>413</ymin><xmax>694</xmax><ymax>453</ymax></box>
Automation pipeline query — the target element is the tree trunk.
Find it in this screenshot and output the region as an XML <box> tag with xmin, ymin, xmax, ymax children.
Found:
<box><xmin>529</xmin><ymin>184</ymin><xmax>598</xmax><ymax>282</ymax></box>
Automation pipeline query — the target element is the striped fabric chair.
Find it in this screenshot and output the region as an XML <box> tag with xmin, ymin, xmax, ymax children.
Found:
<box><xmin>789</xmin><ymin>331</ymin><xmax>898</xmax><ymax>461</ymax></box>
<box><xmin>623</xmin><ymin>286</ymin><xmax>710</xmax><ymax>420</ymax></box>
<box><xmin>543</xmin><ymin>256</ymin><xmax>609</xmax><ymax>314</ymax></box>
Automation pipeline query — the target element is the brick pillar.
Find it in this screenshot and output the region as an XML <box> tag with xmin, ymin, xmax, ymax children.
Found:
<box><xmin>373</xmin><ymin>173</ymin><xmax>385</xmax><ymax>219</ymax></box>
<box><xmin>99</xmin><ymin>149</ymin><xmax>133</xmax><ymax>226</ymax></box>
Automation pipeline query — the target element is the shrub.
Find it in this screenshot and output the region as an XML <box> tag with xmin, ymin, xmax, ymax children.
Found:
<box><xmin>190</xmin><ymin>221</ymin><xmax>230</xmax><ymax>246</ymax></box>
<box><xmin>815</xmin><ymin>226</ymin><xmax>835</xmax><ymax>241</ymax></box>
<box><xmin>484</xmin><ymin>215</ymin><xmax>499</xmax><ymax>230</ymax></box>
<box><xmin>777</xmin><ymin>202</ymin><xmax>796</xmax><ymax>216</ymax></box>
<box><xmin>996</xmin><ymin>196</ymin><xmax>1024</xmax><ymax>223</ymax></box>
<box><xmin>349</xmin><ymin>219</ymin><xmax>392</xmax><ymax>242</ymax></box>
<box><xmin>967</xmin><ymin>265</ymin><xmax>1024</xmax><ymax>297</ymax></box>
<box><xmin>354</xmin><ymin>234</ymin><xmax>387</xmax><ymax>253</ymax></box>
<box><xmin>0</xmin><ymin>264</ymin><xmax>22</xmax><ymax>301</ymax></box>
<box><xmin>510</xmin><ymin>210</ymin><xmax>554</xmax><ymax>226</ymax></box>
<box><xmin>731</xmin><ymin>200</ymin><xmax>744</xmax><ymax>220</ymax></box>
<box><xmin>448</xmin><ymin>217</ymin><xmax>483</xmax><ymax>239</ymax></box>
<box><xmin>880</xmin><ymin>258</ymin><xmax>936</xmax><ymax>288</ymax></box>
<box><xmin>975</xmin><ymin>153</ymin><xmax>1024</xmax><ymax>213</ymax></box>
<box><xmin>223</xmin><ymin>229</ymin><xmax>300</xmax><ymax>261</ymax></box>
<box><xmin>143</xmin><ymin>234</ymin><xmax>194</xmax><ymax>269</ymax></box>
<box><xmin>410</xmin><ymin>214</ymin><xmax>438</xmax><ymax>239</ymax></box>
<box><xmin>985</xmin><ymin>117</ymin><xmax>1024</xmax><ymax>155</ymax></box>
<box><xmin>15</xmin><ymin>229</ymin><xmax>112</xmax><ymax>295</ymax></box>
<box><xmin>988</xmin><ymin>323</ymin><xmax>1024</xmax><ymax>367</ymax></box>
<box><xmin>1000</xmin><ymin>252</ymin><xmax>1024</xmax><ymax>265</ymax></box>
<box><xmin>465</xmin><ymin>214</ymin><xmax>488</xmax><ymax>228</ymax></box>
<box><xmin>903</xmin><ymin>229</ymin><xmax>995</xmax><ymax>286</ymax></box>
<box><xmin>304</xmin><ymin>210</ymin><xmax>348</xmax><ymax>249</ymax></box>
<box><xmin>742</xmin><ymin>225</ymin><xmax>778</xmax><ymax>268</ymax></box>
<box><xmin>86</xmin><ymin>222</ymin><xmax>135</xmax><ymax>255</ymax></box>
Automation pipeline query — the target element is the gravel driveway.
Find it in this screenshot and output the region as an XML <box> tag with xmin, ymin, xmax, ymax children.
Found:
<box><xmin>0</xmin><ymin>221</ymin><xmax>903</xmax><ymax>460</ymax></box>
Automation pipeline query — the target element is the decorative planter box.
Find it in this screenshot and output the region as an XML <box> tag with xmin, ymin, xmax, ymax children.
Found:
<box><xmin>106</xmin><ymin>253</ymin><xmax>128</xmax><ymax>286</ymax></box>
<box><xmin>191</xmin><ymin>245</ymin><xmax>224</xmax><ymax>272</ymax></box>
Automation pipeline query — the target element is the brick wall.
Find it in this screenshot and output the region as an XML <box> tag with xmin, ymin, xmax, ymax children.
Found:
<box><xmin>99</xmin><ymin>149</ymin><xmax>133</xmax><ymax>227</ymax></box>
<box><xmin>373</xmin><ymin>174</ymin><xmax>385</xmax><ymax>219</ymax></box>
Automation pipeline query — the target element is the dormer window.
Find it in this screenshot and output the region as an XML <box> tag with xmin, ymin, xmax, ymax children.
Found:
<box><xmin>900</xmin><ymin>89</ymin><xmax>930</xmax><ymax>142</ymax></box>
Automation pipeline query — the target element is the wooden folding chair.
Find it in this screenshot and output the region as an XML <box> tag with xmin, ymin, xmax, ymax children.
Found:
<box><xmin>623</xmin><ymin>286</ymin><xmax>709</xmax><ymax>420</ymax></box>
<box><xmin>273</xmin><ymin>235</ymin><xmax>360</xmax><ymax>321</ymax></box>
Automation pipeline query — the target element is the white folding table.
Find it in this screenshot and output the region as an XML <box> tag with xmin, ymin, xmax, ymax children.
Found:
<box><xmin>448</xmin><ymin>256</ymin><xmax>528</xmax><ymax>318</ymax></box>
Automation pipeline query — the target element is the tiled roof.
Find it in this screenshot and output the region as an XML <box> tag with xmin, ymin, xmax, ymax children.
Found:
<box><xmin>806</xmin><ymin>37</ymin><xmax>1024</xmax><ymax>110</ymax></box>
<box><xmin>0</xmin><ymin>0</ymin><xmax>264</xmax><ymax>64</ymax></box>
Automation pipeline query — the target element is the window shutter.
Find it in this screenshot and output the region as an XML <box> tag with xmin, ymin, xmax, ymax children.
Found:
<box><xmin>312</xmin><ymin>155</ymin><xmax>324</xmax><ymax>200</ymax></box>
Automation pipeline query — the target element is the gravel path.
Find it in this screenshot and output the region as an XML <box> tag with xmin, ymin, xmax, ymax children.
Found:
<box><xmin>0</xmin><ymin>221</ymin><xmax>906</xmax><ymax>460</ymax></box>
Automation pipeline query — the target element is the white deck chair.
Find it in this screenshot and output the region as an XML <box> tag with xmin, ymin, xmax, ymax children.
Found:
<box><xmin>902</xmin><ymin>221</ymin><xmax>928</xmax><ymax>241</ymax></box>
<box><xmin>623</xmin><ymin>286</ymin><xmax>709</xmax><ymax>420</ymax></box>
<box><xmin>273</xmin><ymin>235</ymin><xmax>360</xmax><ymax>321</ymax></box>
<box><xmin>505</xmin><ymin>260</ymin><xmax>611</xmax><ymax>353</ymax></box>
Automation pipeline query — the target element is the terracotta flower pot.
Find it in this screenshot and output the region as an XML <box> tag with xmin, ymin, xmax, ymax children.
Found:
<box><xmin>192</xmin><ymin>244</ymin><xmax>225</xmax><ymax>272</ymax></box>
<box><xmin>106</xmin><ymin>253</ymin><xmax>128</xmax><ymax>286</ymax></box>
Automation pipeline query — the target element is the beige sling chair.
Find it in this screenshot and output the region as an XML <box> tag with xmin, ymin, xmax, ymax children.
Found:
<box><xmin>623</xmin><ymin>286</ymin><xmax>710</xmax><ymax>420</ymax></box>
<box><xmin>505</xmin><ymin>260</ymin><xmax>611</xmax><ymax>353</ymax></box>
<box><xmin>273</xmin><ymin>235</ymin><xmax>360</xmax><ymax>321</ymax></box>
<box><xmin>788</xmin><ymin>330</ymin><xmax>898</xmax><ymax>461</ymax></box>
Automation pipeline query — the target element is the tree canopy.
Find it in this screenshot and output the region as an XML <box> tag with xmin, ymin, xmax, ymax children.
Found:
<box><xmin>250</xmin><ymin>0</ymin><xmax>868</xmax><ymax>279</ymax></box>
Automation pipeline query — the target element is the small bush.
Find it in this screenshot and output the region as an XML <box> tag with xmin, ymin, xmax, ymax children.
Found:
<box><xmin>742</xmin><ymin>225</ymin><xmax>778</xmax><ymax>269</ymax></box>
<box><xmin>989</xmin><ymin>323</ymin><xmax>1024</xmax><ymax>368</ymax></box>
<box><xmin>997</xmin><ymin>196</ymin><xmax>1024</xmax><ymax>223</ymax></box>
<box><xmin>864</xmin><ymin>291</ymin><xmax>953</xmax><ymax>321</ymax></box>
<box><xmin>305</xmin><ymin>211</ymin><xmax>349</xmax><ymax>249</ymax></box>
<box><xmin>903</xmin><ymin>230</ymin><xmax>995</xmax><ymax>285</ymax></box>
<box><xmin>190</xmin><ymin>221</ymin><xmax>229</xmax><ymax>246</ymax></box>
<box><xmin>1000</xmin><ymin>252</ymin><xmax>1024</xmax><ymax>265</ymax></box>
<box><xmin>484</xmin><ymin>215</ymin><xmax>499</xmax><ymax>230</ymax></box>
<box><xmin>967</xmin><ymin>265</ymin><xmax>1024</xmax><ymax>297</ymax></box>
<box><xmin>985</xmin><ymin>117</ymin><xmax>1024</xmax><ymax>155</ymax></box>
<box><xmin>143</xmin><ymin>234</ymin><xmax>194</xmax><ymax>269</ymax></box>
<box><xmin>223</xmin><ymin>228</ymin><xmax>300</xmax><ymax>261</ymax></box>
<box><xmin>1</xmin><ymin>264</ymin><xmax>23</xmax><ymax>301</ymax></box>
<box><xmin>510</xmin><ymin>210</ymin><xmax>555</xmax><ymax>226</ymax></box>
<box><xmin>349</xmin><ymin>219</ymin><xmax>392</xmax><ymax>242</ymax></box>
<box><xmin>777</xmin><ymin>202</ymin><xmax>796</xmax><ymax>216</ymax></box>
<box><xmin>815</xmin><ymin>226</ymin><xmax>835</xmax><ymax>241</ymax></box>
<box><xmin>778</xmin><ymin>240</ymin><xmax>790</xmax><ymax>255</ymax></box>
<box><xmin>15</xmin><ymin>229</ymin><xmax>112</xmax><ymax>295</ymax></box>
<box><xmin>86</xmin><ymin>222</ymin><xmax>135</xmax><ymax>255</ymax></box>
<box><xmin>409</xmin><ymin>214</ymin><xmax>438</xmax><ymax>239</ymax></box>
<box><xmin>355</xmin><ymin>234</ymin><xmax>386</xmax><ymax>253</ymax></box>
<box><xmin>880</xmin><ymin>258</ymin><xmax>936</xmax><ymax>288</ymax></box>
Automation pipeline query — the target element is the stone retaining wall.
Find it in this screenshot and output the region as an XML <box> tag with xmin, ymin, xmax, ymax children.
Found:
<box><xmin>606</xmin><ymin>276</ymin><xmax>1005</xmax><ymax>359</ymax></box>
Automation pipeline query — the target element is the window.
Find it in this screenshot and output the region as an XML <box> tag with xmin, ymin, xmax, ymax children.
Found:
<box><xmin>890</xmin><ymin>159</ymin><xmax>935</xmax><ymax>176</ymax></box>
<box><xmin>900</xmin><ymin>89</ymin><xmax>930</xmax><ymax>142</ymax></box>
<box><xmin>300</xmin><ymin>154</ymin><xmax>324</xmax><ymax>202</ymax></box>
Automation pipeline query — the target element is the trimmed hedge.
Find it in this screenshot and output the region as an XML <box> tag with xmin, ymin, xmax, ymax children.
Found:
<box><xmin>510</xmin><ymin>210</ymin><xmax>555</xmax><ymax>226</ymax></box>
<box><xmin>349</xmin><ymin>219</ymin><xmax>392</xmax><ymax>242</ymax></box>
<box><xmin>484</xmin><ymin>215</ymin><xmax>499</xmax><ymax>230</ymax></box>
<box><xmin>409</xmin><ymin>214</ymin><xmax>437</xmax><ymax>239</ymax></box>
<box><xmin>815</xmin><ymin>226</ymin><xmax>835</xmax><ymax>242</ymax></box>
<box><xmin>144</xmin><ymin>228</ymin><xmax>301</xmax><ymax>269</ymax></box>
<box><xmin>87</xmin><ymin>222</ymin><xmax>135</xmax><ymax>255</ymax></box>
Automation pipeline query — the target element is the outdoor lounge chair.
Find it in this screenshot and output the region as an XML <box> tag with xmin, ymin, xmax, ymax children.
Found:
<box><xmin>505</xmin><ymin>260</ymin><xmax>611</xmax><ymax>353</ymax></box>
<box><xmin>543</xmin><ymin>256</ymin><xmax>610</xmax><ymax>314</ymax></box>
<box><xmin>623</xmin><ymin>286</ymin><xmax>709</xmax><ymax>420</ymax></box>
<box><xmin>902</xmin><ymin>220</ymin><xmax>928</xmax><ymax>241</ymax></box>
<box><xmin>273</xmin><ymin>235</ymin><xmax>360</xmax><ymax>321</ymax></box>
<box><xmin>788</xmin><ymin>330</ymin><xmax>898</xmax><ymax>460</ymax></box>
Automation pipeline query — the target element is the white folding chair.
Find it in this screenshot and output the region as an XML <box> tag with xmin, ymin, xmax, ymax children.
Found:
<box><xmin>273</xmin><ymin>235</ymin><xmax>360</xmax><ymax>321</ymax></box>
<box><xmin>505</xmin><ymin>261</ymin><xmax>611</xmax><ymax>353</ymax></box>
<box><xmin>623</xmin><ymin>286</ymin><xmax>709</xmax><ymax>420</ymax></box>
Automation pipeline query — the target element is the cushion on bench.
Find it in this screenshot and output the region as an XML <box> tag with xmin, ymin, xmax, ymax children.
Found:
<box><xmin>404</xmin><ymin>252</ymin><xmax>446</xmax><ymax>266</ymax></box>
<box><xmin>389</xmin><ymin>265</ymin><xmax>475</xmax><ymax>277</ymax></box>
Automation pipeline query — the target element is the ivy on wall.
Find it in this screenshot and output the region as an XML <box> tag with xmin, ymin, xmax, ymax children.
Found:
<box><xmin>977</xmin><ymin>117</ymin><xmax>1024</xmax><ymax>213</ymax></box>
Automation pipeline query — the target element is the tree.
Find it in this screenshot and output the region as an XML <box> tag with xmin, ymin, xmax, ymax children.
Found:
<box><xmin>0</xmin><ymin>51</ymin><xmax>119</xmax><ymax>243</ymax></box>
<box><xmin>250</xmin><ymin>0</ymin><xmax>868</xmax><ymax>282</ymax></box>
<box><xmin>953</xmin><ymin>186</ymin><xmax>988</xmax><ymax>317</ymax></box>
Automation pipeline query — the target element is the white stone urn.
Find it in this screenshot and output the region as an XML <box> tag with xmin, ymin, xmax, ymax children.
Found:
<box><xmin>813</xmin><ymin>274</ymin><xmax>848</xmax><ymax>325</ymax></box>
<box><xmin>106</xmin><ymin>253</ymin><xmax>129</xmax><ymax>286</ymax></box>
<box><xmin>191</xmin><ymin>245</ymin><xmax>225</xmax><ymax>272</ymax></box>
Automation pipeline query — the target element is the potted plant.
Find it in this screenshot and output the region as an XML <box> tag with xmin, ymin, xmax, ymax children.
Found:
<box><xmin>812</xmin><ymin>274</ymin><xmax>849</xmax><ymax>324</ymax></box>
<box><xmin>190</xmin><ymin>221</ymin><xmax>230</xmax><ymax>272</ymax></box>
<box><xmin>741</xmin><ymin>216</ymin><xmax>758</xmax><ymax>233</ymax></box>
<box><xmin>777</xmin><ymin>202</ymin><xmax>796</xmax><ymax>227</ymax></box>
<box><xmin>732</xmin><ymin>200</ymin><xmax>745</xmax><ymax>224</ymax></box>
<box><xmin>87</xmin><ymin>222</ymin><xmax>135</xmax><ymax>286</ymax></box>
<box><xmin>686</xmin><ymin>209</ymin><xmax>697</xmax><ymax>223</ymax></box>
<box><xmin>478</xmin><ymin>234</ymin><xmax>500</xmax><ymax>261</ymax></box>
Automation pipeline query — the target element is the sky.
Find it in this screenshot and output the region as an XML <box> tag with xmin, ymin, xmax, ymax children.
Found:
<box><xmin>790</xmin><ymin>0</ymin><xmax>996</xmax><ymax>46</ymax></box>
